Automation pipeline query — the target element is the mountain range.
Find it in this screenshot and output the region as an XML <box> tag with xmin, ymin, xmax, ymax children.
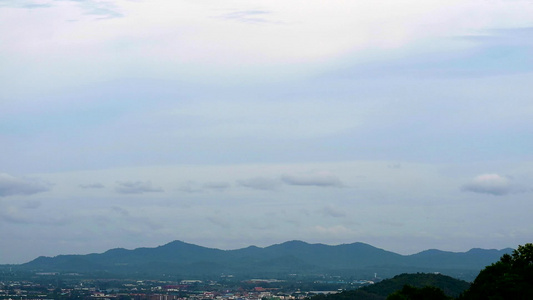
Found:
<box><xmin>14</xmin><ymin>240</ymin><xmax>512</xmax><ymax>281</ymax></box>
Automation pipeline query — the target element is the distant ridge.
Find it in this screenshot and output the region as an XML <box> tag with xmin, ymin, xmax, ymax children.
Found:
<box><xmin>16</xmin><ymin>240</ymin><xmax>512</xmax><ymax>281</ymax></box>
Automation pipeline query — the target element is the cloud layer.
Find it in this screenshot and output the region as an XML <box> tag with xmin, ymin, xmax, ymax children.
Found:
<box><xmin>1</xmin><ymin>0</ymin><xmax>533</xmax><ymax>264</ymax></box>
<box><xmin>0</xmin><ymin>173</ymin><xmax>51</xmax><ymax>197</ymax></box>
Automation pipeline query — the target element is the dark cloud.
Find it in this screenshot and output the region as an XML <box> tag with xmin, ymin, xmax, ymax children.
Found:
<box><xmin>79</xmin><ymin>183</ymin><xmax>105</xmax><ymax>189</ymax></box>
<box><xmin>461</xmin><ymin>174</ymin><xmax>527</xmax><ymax>196</ymax></box>
<box><xmin>177</xmin><ymin>181</ymin><xmax>231</xmax><ymax>193</ymax></box>
<box><xmin>238</xmin><ymin>177</ymin><xmax>280</xmax><ymax>191</ymax></box>
<box><xmin>115</xmin><ymin>181</ymin><xmax>163</xmax><ymax>194</ymax></box>
<box><xmin>0</xmin><ymin>173</ymin><xmax>51</xmax><ymax>197</ymax></box>
<box><xmin>203</xmin><ymin>182</ymin><xmax>231</xmax><ymax>191</ymax></box>
<box><xmin>281</xmin><ymin>172</ymin><xmax>343</xmax><ymax>187</ymax></box>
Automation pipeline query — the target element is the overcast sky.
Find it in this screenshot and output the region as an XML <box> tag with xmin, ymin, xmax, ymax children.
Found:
<box><xmin>1</xmin><ymin>0</ymin><xmax>533</xmax><ymax>264</ymax></box>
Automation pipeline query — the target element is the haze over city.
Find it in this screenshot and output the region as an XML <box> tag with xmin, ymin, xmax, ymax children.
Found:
<box><xmin>1</xmin><ymin>0</ymin><xmax>532</xmax><ymax>264</ymax></box>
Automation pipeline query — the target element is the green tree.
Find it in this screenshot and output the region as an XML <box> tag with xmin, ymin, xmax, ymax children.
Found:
<box><xmin>460</xmin><ymin>243</ymin><xmax>533</xmax><ymax>300</ymax></box>
<box><xmin>387</xmin><ymin>285</ymin><xmax>450</xmax><ymax>300</ymax></box>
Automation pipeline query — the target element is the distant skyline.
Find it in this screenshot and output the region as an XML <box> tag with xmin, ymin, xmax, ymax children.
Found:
<box><xmin>1</xmin><ymin>0</ymin><xmax>532</xmax><ymax>264</ymax></box>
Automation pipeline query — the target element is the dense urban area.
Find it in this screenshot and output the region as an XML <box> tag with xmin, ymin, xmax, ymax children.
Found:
<box><xmin>0</xmin><ymin>271</ymin><xmax>375</xmax><ymax>300</ymax></box>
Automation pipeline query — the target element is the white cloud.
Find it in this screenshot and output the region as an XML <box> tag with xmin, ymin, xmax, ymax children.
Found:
<box><xmin>281</xmin><ymin>171</ymin><xmax>343</xmax><ymax>187</ymax></box>
<box><xmin>217</xmin><ymin>10</ymin><xmax>274</xmax><ymax>24</ymax></box>
<box><xmin>5</xmin><ymin>0</ymin><xmax>533</xmax><ymax>95</ymax></box>
<box><xmin>115</xmin><ymin>181</ymin><xmax>163</xmax><ymax>194</ymax></box>
<box><xmin>461</xmin><ymin>173</ymin><xmax>526</xmax><ymax>196</ymax></box>
<box><xmin>73</xmin><ymin>0</ymin><xmax>123</xmax><ymax>19</ymax></box>
<box><xmin>1</xmin><ymin>0</ymin><xmax>123</xmax><ymax>18</ymax></box>
<box><xmin>0</xmin><ymin>173</ymin><xmax>51</xmax><ymax>197</ymax></box>
<box><xmin>0</xmin><ymin>0</ymin><xmax>52</xmax><ymax>9</ymax></box>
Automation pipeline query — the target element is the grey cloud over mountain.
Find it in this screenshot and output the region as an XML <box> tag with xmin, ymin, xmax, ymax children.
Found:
<box><xmin>0</xmin><ymin>173</ymin><xmax>51</xmax><ymax>197</ymax></box>
<box><xmin>115</xmin><ymin>181</ymin><xmax>163</xmax><ymax>194</ymax></box>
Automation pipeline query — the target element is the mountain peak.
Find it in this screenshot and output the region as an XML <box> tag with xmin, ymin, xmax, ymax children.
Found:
<box><xmin>266</xmin><ymin>240</ymin><xmax>312</xmax><ymax>250</ymax></box>
<box><xmin>281</xmin><ymin>240</ymin><xmax>310</xmax><ymax>246</ymax></box>
<box><xmin>161</xmin><ymin>240</ymin><xmax>189</xmax><ymax>247</ymax></box>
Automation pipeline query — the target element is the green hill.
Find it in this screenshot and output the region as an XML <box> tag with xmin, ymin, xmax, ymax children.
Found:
<box><xmin>361</xmin><ymin>273</ymin><xmax>470</xmax><ymax>298</ymax></box>
<box><xmin>310</xmin><ymin>273</ymin><xmax>470</xmax><ymax>300</ymax></box>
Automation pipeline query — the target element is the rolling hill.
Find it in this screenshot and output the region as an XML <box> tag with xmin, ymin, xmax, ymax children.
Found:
<box><xmin>15</xmin><ymin>240</ymin><xmax>512</xmax><ymax>281</ymax></box>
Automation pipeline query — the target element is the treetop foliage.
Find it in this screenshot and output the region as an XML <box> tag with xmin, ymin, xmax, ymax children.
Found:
<box><xmin>386</xmin><ymin>285</ymin><xmax>451</xmax><ymax>300</ymax></box>
<box><xmin>459</xmin><ymin>243</ymin><xmax>533</xmax><ymax>300</ymax></box>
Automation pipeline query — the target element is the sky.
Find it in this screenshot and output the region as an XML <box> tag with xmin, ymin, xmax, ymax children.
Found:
<box><xmin>1</xmin><ymin>0</ymin><xmax>532</xmax><ymax>264</ymax></box>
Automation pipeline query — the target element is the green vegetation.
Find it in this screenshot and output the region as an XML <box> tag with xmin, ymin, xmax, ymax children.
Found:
<box><xmin>459</xmin><ymin>243</ymin><xmax>533</xmax><ymax>300</ymax></box>
<box><xmin>387</xmin><ymin>285</ymin><xmax>450</xmax><ymax>300</ymax></box>
<box><xmin>308</xmin><ymin>273</ymin><xmax>469</xmax><ymax>300</ymax></box>
<box><xmin>361</xmin><ymin>273</ymin><xmax>469</xmax><ymax>298</ymax></box>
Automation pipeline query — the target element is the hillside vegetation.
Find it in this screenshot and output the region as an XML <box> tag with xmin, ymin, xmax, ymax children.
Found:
<box><xmin>310</xmin><ymin>273</ymin><xmax>469</xmax><ymax>300</ymax></box>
